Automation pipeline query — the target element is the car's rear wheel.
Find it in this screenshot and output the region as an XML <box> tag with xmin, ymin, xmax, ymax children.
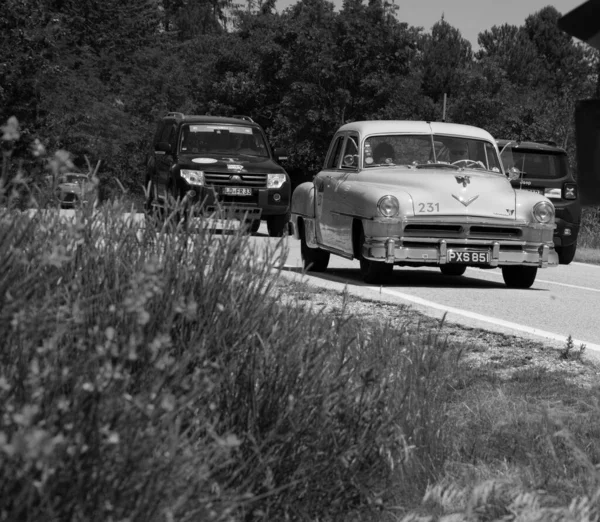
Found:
<box><xmin>359</xmin><ymin>228</ymin><xmax>393</xmax><ymax>284</ymax></box>
<box><xmin>300</xmin><ymin>222</ymin><xmax>329</xmax><ymax>272</ymax></box>
<box><xmin>556</xmin><ymin>243</ymin><xmax>577</xmax><ymax>265</ymax></box>
<box><xmin>440</xmin><ymin>264</ymin><xmax>467</xmax><ymax>276</ymax></box>
<box><xmin>267</xmin><ymin>212</ymin><xmax>290</xmax><ymax>237</ymax></box>
<box><xmin>501</xmin><ymin>266</ymin><xmax>538</xmax><ymax>289</ymax></box>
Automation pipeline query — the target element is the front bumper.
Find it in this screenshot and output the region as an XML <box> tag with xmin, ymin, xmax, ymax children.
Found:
<box><xmin>363</xmin><ymin>237</ymin><xmax>558</xmax><ymax>268</ymax></box>
<box><xmin>184</xmin><ymin>184</ymin><xmax>290</xmax><ymax>218</ymax></box>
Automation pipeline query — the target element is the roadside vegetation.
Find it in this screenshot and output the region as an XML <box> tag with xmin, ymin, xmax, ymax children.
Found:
<box><xmin>3</xmin><ymin>125</ymin><xmax>600</xmax><ymax>521</ymax></box>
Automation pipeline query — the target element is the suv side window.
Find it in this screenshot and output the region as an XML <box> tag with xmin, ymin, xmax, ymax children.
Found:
<box><xmin>325</xmin><ymin>135</ymin><xmax>345</xmax><ymax>169</ymax></box>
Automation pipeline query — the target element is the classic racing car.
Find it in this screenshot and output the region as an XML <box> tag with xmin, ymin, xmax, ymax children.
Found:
<box><xmin>291</xmin><ymin>121</ymin><xmax>558</xmax><ymax>288</ymax></box>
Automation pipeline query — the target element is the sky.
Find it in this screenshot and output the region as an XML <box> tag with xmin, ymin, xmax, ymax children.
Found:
<box><xmin>275</xmin><ymin>0</ymin><xmax>587</xmax><ymax>49</ymax></box>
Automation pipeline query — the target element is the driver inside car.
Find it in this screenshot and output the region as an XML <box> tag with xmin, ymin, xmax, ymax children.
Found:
<box><xmin>446</xmin><ymin>141</ymin><xmax>470</xmax><ymax>163</ymax></box>
<box><xmin>373</xmin><ymin>142</ymin><xmax>395</xmax><ymax>164</ymax></box>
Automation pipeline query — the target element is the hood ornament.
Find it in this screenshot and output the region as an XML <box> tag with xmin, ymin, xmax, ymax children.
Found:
<box><xmin>455</xmin><ymin>175</ymin><xmax>471</xmax><ymax>187</ymax></box>
<box><xmin>452</xmin><ymin>194</ymin><xmax>480</xmax><ymax>207</ymax></box>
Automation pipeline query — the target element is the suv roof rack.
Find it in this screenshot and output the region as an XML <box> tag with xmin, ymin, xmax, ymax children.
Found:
<box><xmin>165</xmin><ymin>112</ymin><xmax>184</xmax><ymax>119</ymax></box>
<box><xmin>233</xmin><ymin>115</ymin><xmax>255</xmax><ymax>123</ymax></box>
<box><xmin>535</xmin><ymin>139</ymin><xmax>558</xmax><ymax>146</ymax></box>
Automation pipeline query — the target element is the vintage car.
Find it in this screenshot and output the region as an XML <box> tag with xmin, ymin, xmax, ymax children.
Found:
<box><xmin>291</xmin><ymin>121</ymin><xmax>558</xmax><ymax>289</ymax></box>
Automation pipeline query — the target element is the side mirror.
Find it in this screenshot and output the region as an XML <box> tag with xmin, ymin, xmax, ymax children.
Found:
<box><xmin>507</xmin><ymin>167</ymin><xmax>521</xmax><ymax>181</ymax></box>
<box><xmin>157</xmin><ymin>142</ymin><xmax>172</xmax><ymax>153</ymax></box>
<box><xmin>574</xmin><ymin>99</ymin><xmax>600</xmax><ymax>206</ymax></box>
<box><xmin>273</xmin><ymin>147</ymin><xmax>288</xmax><ymax>162</ymax></box>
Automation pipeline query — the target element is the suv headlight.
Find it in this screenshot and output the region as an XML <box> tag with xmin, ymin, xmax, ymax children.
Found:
<box><xmin>544</xmin><ymin>188</ymin><xmax>562</xmax><ymax>199</ymax></box>
<box><xmin>532</xmin><ymin>201</ymin><xmax>554</xmax><ymax>224</ymax></box>
<box><xmin>377</xmin><ymin>195</ymin><xmax>399</xmax><ymax>217</ymax></box>
<box><xmin>181</xmin><ymin>170</ymin><xmax>205</xmax><ymax>186</ymax></box>
<box><xmin>267</xmin><ymin>173</ymin><xmax>287</xmax><ymax>189</ymax></box>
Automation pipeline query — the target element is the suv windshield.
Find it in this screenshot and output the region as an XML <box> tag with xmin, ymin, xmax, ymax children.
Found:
<box><xmin>179</xmin><ymin>124</ymin><xmax>269</xmax><ymax>158</ymax></box>
<box><xmin>364</xmin><ymin>134</ymin><xmax>502</xmax><ymax>172</ymax></box>
<box><xmin>500</xmin><ymin>148</ymin><xmax>569</xmax><ymax>180</ymax></box>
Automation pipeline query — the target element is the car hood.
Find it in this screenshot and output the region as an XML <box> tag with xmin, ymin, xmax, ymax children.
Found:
<box><xmin>366</xmin><ymin>168</ymin><xmax>517</xmax><ymax>219</ymax></box>
<box><xmin>178</xmin><ymin>153</ymin><xmax>287</xmax><ymax>175</ymax></box>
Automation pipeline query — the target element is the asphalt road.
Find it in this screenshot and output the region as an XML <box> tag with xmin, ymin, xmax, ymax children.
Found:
<box><xmin>250</xmin><ymin>224</ymin><xmax>600</xmax><ymax>356</ymax></box>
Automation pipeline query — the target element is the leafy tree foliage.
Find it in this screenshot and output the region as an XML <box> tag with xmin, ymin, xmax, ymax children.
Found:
<box><xmin>2</xmin><ymin>0</ymin><xmax>598</xmax><ymax>195</ymax></box>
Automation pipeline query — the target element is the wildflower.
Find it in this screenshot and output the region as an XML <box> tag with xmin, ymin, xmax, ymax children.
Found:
<box><xmin>30</xmin><ymin>138</ymin><xmax>46</xmax><ymax>158</ymax></box>
<box><xmin>48</xmin><ymin>149</ymin><xmax>74</xmax><ymax>176</ymax></box>
<box><xmin>1</xmin><ymin>116</ymin><xmax>20</xmax><ymax>142</ymax></box>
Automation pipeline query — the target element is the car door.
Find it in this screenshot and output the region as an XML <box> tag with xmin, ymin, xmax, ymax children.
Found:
<box><xmin>315</xmin><ymin>134</ymin><xmax>345</xmax><ymax>247</ymax></box>
<box><xmin>322</xmin><ymin>133</ymin><xmax>359</xmax><ymax>253</ymax></box>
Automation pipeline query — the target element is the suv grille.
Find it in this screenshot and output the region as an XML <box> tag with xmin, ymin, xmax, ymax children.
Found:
<box><xmin>204</xmin><ymin>172</ymin><xmax>267</xmax><ymax>188</ymax></box>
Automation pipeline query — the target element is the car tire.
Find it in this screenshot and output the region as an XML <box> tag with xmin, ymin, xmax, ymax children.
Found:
<box><xmin>556</xmin><ymin>243</ymin><xmax>577</xmax><ymax>265</ymax></box>
<box><xmin>359</xmin><ymin>228</ymin><xmax>393</xmax><ymax>284</ymax></box>
<box><xmin>300</xmin><ymin>222</ymin><xmax>329</xmax><ymax>272</ymax></box>
<box><xmin>440</xmin><ymin>265</ymin><xmax>467</xmax><ymax>276</ymax></box>
<box><xmin>267</xmin><ymin>212</ymin><xmax>290</xmax><ymax>237</ymax></box>
<box><xmin>501</xmin><ymin>266</ymin><xmax>538</xmax><ymax>289</ymax></box>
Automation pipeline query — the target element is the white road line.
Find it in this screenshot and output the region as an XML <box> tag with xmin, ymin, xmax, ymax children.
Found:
<box><xmin>374</xmin><ymin>286</ymin><xmax>600</xmax><ymax>353</ymax></box>
<box><xmin>471</xmin><ymin>268</ymin><xmax>600</xmax><ymax>293</ymax></box>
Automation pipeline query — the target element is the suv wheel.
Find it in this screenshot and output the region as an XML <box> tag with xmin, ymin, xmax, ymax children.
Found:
<box><xmin>501</xmin><ymin>266</ymin><xmax>537</xmax><ymax>289</ymax></box>
<box><xmin>267</xmin><ymin>212</ymin><xmax>290</xmax><ymax>237</ymax></box>
<box><xmin>556</xmin><ymin>243</ymin><xmax>577</xmax><ymax>265</ymax></box>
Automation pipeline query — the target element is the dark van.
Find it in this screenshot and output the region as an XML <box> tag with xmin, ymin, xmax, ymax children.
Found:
<box><xmin>497</xmin><ymin>139</ymin><xmax>581</xmax><ymax>265</ymax></box>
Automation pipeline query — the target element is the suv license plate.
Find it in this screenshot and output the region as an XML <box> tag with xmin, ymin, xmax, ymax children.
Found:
<box><xmin>222</xmin><ymin>187</ymin><xmax>252</xmax><ymax>196</ymax></box>
<box><xmin>447</xmin><ymin>250</ymin><xmax>490</xmax><ymax>264</ymax></box>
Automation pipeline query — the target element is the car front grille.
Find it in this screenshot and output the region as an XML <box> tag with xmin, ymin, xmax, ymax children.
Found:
<box><xmin>204</xmin><ymin>172</ymin><xmax>267</xmax><ymax>188</ymax></box>
<box><xmin>403</xmin><ymin>223</ymin><xmax>522</xmax><ymax>240</ymax></box>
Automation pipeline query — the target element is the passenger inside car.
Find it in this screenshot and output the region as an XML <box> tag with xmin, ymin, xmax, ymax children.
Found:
<box><xmin>373</xmin><ymin>142</ymin><xmax>395</xmax><ymax>164</ymax></box>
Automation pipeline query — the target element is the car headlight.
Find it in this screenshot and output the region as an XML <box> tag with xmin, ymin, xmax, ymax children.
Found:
<box><xmin>544</xmin><ymin>188</ymin><xmax>562</xmax><ymax>199</ymax></box>
<box><xmin>532</xmin><ymin>201</ymin><xmax>555</xmax><ymax>224</ymax></box>
<box><xmin>267</xmin><ymin>173</ymin><xmax>287</xmax><ymax>189</ymax></box>
<box><xmin>377</xmin><ymin>195</ymin><xmax>399</xmax><ymax>217</ymax></box>
<box><xmin>181</xmin><ymin>170</ymin><xmax>205</xmax><ymax>186</ymax></box>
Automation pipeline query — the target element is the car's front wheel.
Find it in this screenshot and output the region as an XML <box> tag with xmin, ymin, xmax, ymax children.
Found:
<box><xmin>501</xmin><ymin>266</ymin><xmax>537</xmax><ymax>289</ymax></box>
<box><xmin>359</xmin><ymin>229</ymin><xmax>393</xmax><ymax>284</ymax></box>
<box><xmin>300</xmin><ymin>222</ymin><xmax>329</xmax><ymax>272</ymax></box>
<box><xmin>267</xmin><ymin>212</ymin><xmax>290</xmax><ymax>237</ymax></box>
<box><xmin>440</xmin><ymin>264</ymin><xmax>467</xmax><ymax>276</ymax></box>
<box><xmin>556</xmin><ymin>243</ymin><xmax>577</xmax><ymax>265</ymax></box>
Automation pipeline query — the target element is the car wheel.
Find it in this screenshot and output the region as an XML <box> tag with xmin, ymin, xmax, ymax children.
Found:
<box><xmin>359</xmin><ymin>228</ymin><xmax>393</xmax><ymax>284</ymax></box>
<box><xmin>243</xmin><ymin>219</ymin><xmax>261</xmax><ymax>235</ymax></box>
<box><xmin>440</xmin><ymin>265</ymin><xmax>467</xmax><ymax>276</ymax></box>
<box><xmin>501</xmin><ymin>266</ymin><xmax>538</xmax><ymax>289</ymax></box>
<box><xmin>300</xmin><ymin>222</ymin><xmax>329</xmax><ymax>272</ymax></box>
<box><xmin>267</xmin><ymin>212</ymin><xmax>290</xmax><ymax>237</ymax></box>
<box><xmin>556</xmin><ymin>243</ymin><xmax>577</xmax><ymax>265</ymax></box>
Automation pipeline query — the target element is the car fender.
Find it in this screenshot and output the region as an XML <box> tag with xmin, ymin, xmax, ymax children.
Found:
<box><xmin>291</xmin><ymin>182</ymin><xmax>315</xmax><ymax>218</ymax></box>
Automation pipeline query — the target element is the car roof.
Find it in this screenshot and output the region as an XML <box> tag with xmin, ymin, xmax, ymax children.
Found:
<box><xmin>496</xmin><ymin>139</ymin><xmax>566</xmax><ymax>153</ymax></box>
<box><xmin>162</xmin><ymin>113</ymin><xmax>260</xmax><ymax>127</ymax></box>
<box><xmin>337</xmin><ymin>120</ymin><xmax>496</xmax><ymax>142</ymax></box>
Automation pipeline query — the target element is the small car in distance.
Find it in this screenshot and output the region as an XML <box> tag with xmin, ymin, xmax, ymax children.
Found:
<box><xmin>497</xmin><ymin>139</ymin><xmax>580</xmax><ymax>265</ymax></box>
<box><xmin>291</xmin><ymin>121</ymin><xmax>558</xmax><ymax>289</ymax></box>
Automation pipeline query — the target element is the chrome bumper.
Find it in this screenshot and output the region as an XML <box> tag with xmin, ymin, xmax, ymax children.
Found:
<box><xmin>364</xmin><ymin>238</ymin><xmax>559</xmax><ymax>268</ymax></box>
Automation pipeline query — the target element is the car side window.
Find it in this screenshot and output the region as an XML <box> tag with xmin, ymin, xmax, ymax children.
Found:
<box><xmin>325</xmin><ymin>136</ymin><xmax>345</xmax><ymax>169</ymax></box>
<box><xmin>341</xmin><ymin>135</ymin><xmax>359</xmax><ymax>169</ymax></box>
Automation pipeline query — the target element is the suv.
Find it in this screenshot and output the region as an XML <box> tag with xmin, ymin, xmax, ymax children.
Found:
<box><xmin>146</xmin><ymin>113</ymin><xmax>291</xmax><ymax>236</ymax></box>
<box><xmin>497</xmin><ymin>139</ymin><xmax>581</xmax><ymax>265</ymax></box>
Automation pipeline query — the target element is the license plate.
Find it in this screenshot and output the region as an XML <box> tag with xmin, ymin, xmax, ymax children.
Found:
<box><xmin>447</xmin><ymin>250</ymin><xmax>490</xmax><ymax>264</ymax></box>
<box><xmin>222</xmin><ymin>187</ymin><xmax>252</xmax><ymax>196</ymax></box>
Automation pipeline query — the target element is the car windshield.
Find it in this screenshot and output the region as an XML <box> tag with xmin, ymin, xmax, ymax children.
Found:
<box><xmin>179</xmin><ymin>124</ymin><xmax>269</xmax><ymax>158</ymax></box>
<box><xmin>363</xmin><ymin>134</ymin><xmax>503</xmax><ymax>173</ymax></box>
<box><xmin>500</xmin><ymin>148</ymin><xmax>569</xmax><ymax>180</ymax></box>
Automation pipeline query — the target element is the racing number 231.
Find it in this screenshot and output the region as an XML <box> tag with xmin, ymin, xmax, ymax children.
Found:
<box><xmin>418</xmin><ymin>202</ymin><xmax>440</xmax><ymax>213</ymax></box>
